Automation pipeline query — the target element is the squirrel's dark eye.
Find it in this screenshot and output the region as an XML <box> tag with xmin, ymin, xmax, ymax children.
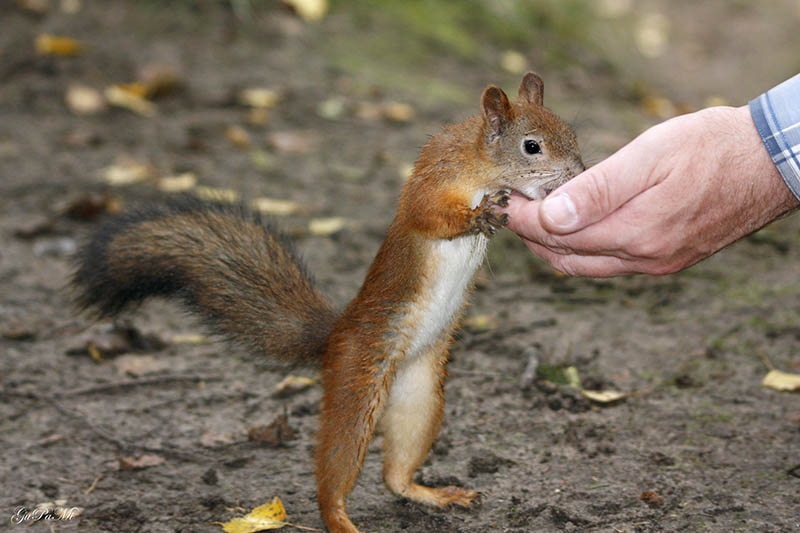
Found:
<box><xmin>523</xmin><ymin>139</ymin><xmax>541</xmax><ymax>155</ymax></box>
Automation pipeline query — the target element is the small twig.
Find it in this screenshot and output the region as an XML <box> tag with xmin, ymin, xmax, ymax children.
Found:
<box><xmin>60</xmin><ymin>374</ymin><xmax>221</xmax><ymax>397</ymax></box>
<box><xmin>85</xmin><ymin>473</ymin><xmax>103</xmax><ymax>496</ymax></box>
<box><xmin>757</xmin><ymin>349</ymin><xmax>775</xmax><ymax>371</ymax></box>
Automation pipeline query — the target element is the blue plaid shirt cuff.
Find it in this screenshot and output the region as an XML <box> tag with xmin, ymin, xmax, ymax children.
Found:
<box><xmin>749</xmin><ymin>73</ymin><xmax>800</xmax><ymax>201</ymax></box>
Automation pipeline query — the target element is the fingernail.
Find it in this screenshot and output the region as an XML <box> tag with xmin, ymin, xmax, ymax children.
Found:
<box><xmin>541</xmin><ymin>193</ymin><xmax>577</xmax><ymax>230</ymax></box>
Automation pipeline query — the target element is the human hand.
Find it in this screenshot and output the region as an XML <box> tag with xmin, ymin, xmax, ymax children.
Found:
<box><xmin>500</xmin><ymin>105</ymin><xmax>799</xmax><ymax>277</ymax></box>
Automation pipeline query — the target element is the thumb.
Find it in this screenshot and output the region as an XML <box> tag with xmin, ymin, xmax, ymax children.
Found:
<box><xmin>539</xmin><ymin>145</ymin><xmax>654</xmax><ymax>235</ymax></box>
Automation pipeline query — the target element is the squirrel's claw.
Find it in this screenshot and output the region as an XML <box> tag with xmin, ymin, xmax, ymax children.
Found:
<box><xmin>491</xmin><ymin>189</ymin><xmax>511</xmax><ymax>208</ymax></box>
<box><xmin>471</xmin><ymin>192</ymin><xmax>510</xmax><ymax>237</ymax></box>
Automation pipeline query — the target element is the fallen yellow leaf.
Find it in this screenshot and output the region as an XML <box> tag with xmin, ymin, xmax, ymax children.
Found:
<box><xmin>281</xmin><ymin>0</ymin><xmax>328</xmax><ymax>22</ymax></box>
<box><xmin>217</xmin><ymin>498</ymin><xmax>287</xmax><ymax>533</ymax></box>
<box><xmin>252</xmin><ymin>197</ymin><xmax>301</xmax><ymax>216</ymax></box>
<box><xmin>581</xmin><ymin>389</ymin><xmax>627</xmax><ymax>404</ymax></box>
<box><xmin>158</xmin><ymin>173</ymin><xmax>198</xmax><ymax>193</ymax></box>
<box><xmin>170</xmin><ymin>333</ymin><xmax>212</xmax><ymax>344</ymax></box>
<box><xmin>238</xmin><ymin>88</ymin><xmax>280</xmax><ymax>109</ymax></box>
<box><xmin>35</xmin><ymin>34</ymin><xmax>84</xmax><ymax>56</ymax></box>
<box><xmin>105</xmin><ymin>85</ymin><xmax>157</xmax><ymax>117</ymax></box>
<box><xmin>382</xmin><ymin>101</ymin><xmax>414</xmax><ymax>122</ymax></box>
<box><xmin>463</xmin><ymin>314</ymin><xmax>497</xmax><ymax>331</ymax></box>
<box><xmin>225</xmin><ymin>125</ymin><xmax>252</xmax><ymax>148</ymax></box>
<box><xmin>500</xmin><ymin>50</ymin><xmax>527</xmax><ymax>74</ymax></box>
<box><xmin>115</xmin><ymin>82</ymin><xmax>150</xmax><ymax>98</ymax></box>
<box><xmin>762</xmin><ymin>369</ymin><xmax>800</xmax><ymax>392</ymax></box>
<box><xmin>194</xmin><ymin>186</ymin><xmax>239</xmax><ymax>203</ymax></box>
<box><xmin>274</xmin><ymin>375</ymin><xmax>315</xmax><ymax>397</ymax></box>
<box><xmin>65</xmin><ymin>85</ymin><xmax>105</xmax><ymax>115</ymax></box>
<box><xmin>101</xmin><ymin>159</ymin><xmax>154</xmax><ymax>186</ymax></box>
<box><xmin>309</xmin><ymin>217</ymin><xmax>349</xmax><ymax>236</ymax></box>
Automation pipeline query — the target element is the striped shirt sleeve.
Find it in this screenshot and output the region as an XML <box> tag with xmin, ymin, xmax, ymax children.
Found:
<box><xmin>749</xmin><ymin>73</ymin><xmax>800</xmax><ymax>201</ymax></box>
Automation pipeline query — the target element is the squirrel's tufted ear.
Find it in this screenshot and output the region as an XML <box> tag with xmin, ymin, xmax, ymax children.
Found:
<box><xmin>518</xmin><ymin>72</ymin><xmax>544</xmax><ymax>106</ymax></box>
<box><xmin>481</xmin><ymin>85</ymin><xmax>512</xmax><ymax>142</ymax></box>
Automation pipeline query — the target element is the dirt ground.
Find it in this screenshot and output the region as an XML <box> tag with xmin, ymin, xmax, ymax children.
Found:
<box><xmin>2</xmin><ymin>2</ymin><xmax>799</xmax><ymax>532</ymax></box>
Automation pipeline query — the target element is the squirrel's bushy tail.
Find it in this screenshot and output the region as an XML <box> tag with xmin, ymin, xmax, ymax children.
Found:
<box><xmin>73</xmin><ymin>198</ymin><xmax>337</xmax><ymax>364</ymax></box>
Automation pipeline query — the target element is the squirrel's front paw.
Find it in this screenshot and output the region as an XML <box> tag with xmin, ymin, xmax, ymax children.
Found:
<box><xmin>471</xmin><ymin>190</ymin><xmax>510</xmax><ymax>237</ymax></box>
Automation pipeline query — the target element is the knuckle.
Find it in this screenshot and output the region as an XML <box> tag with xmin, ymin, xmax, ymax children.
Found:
<box><xmin>628</xmin><ymin>239</ymin><xmax>665</xmax><ymax>260</ymax></box>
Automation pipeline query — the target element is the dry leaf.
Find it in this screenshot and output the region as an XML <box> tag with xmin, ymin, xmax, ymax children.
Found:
<box><xmin>382</xmin><ymin>101</ymin><xmax>414</xmax><ymax>122</ymax></box>
<box><xmin>640</xmin><ymin>95</ymin><xmax>677</xmax><ymax>119</ymax></box>
<box><xmin>355</xmin><ymin>102</ymin><xmax>383</xmax><ymax>121</ymax></box>
<box><xmin>118</xmin><ymin>453</ymin><xmax>165</xmax><ymax>470</ymax></box>
<box><xmin>18</xmin><ymin>0</ymin><xmax>50</xmax><ymax>15</ymax></box>
<box><xmin>65</xmin><ymin>85</ymin><xmax>105</xmax><ymax>115</ymax></box>
<box><xmin>251</xmin><ymin>197</ymin><xmax>301</xmax><ymax>216</ymax></box>
<box><xmin>500</xmin><ymin>50</ymin><xmax>527</xmax><ymax>74</ymax></box>
<box><xmin>158</xmin><ymin>172</ymin><xmax>197</xmax><ymax>193</ymax></box>
<box><xmin>581</xmin><ymin>389</ymin><xmax>627</xmax><ymax>404</ymax></box>
<box><xmin>463</xmin><ymin>314</ymin><xmax>497</xmax><ymax>331</ymax></box>
<box><xmin>248</xmin><ymin>413</ymin><xmax>296</xmax><ymax>446</ymax></box>
<box><xmin>356</xmin><ymin>102</ymin><xmax>414</xmax><ymax>122</ymax></box>
<box><xmin>639</xmin><ymin>491</ymin><xmax>663</xmax><ymax>507</ymax></box>
<box><xmin>238</xmin><ymin>88</ymin><xmax>280</xmax><ymax>109</ymax></box>
<box><xmin>66</xmin><ymin>323</ymin><xmax>167</xmax><ymax>359</ymax></box>
<box><xmin>317</xmin><ymin>98</ymin><xmax>345</xmax><ymax>120</ymax></box>
<box><xmin>225</xmin><ymin>125</ymin><xmax>252</xmax><ymax>148</ymax></box>
<box><xmin>35</xmin><ymin>34</ymin><xmax>84</xmax><ymax>56</ymax></box>
<box><xmin>105</xmin><ymin>85</ymin><xmax>157</xmax><ymax>117</ymax></box>
<box><xmin>59</xmin><ymin>192</ymin><xmax>122</xmax><ymax>219</ymax></box>
<box><xmin>200</xmin><ymin>429</ymin><xmax>236</xmax><ymax>448</ymax></box>
<box><xmin>115</xmin><ymin>82</ymin><xmax>149</xmax><ymax>98</ymax></box>
<box><xmin>170</xmin><ymin>333</ymin><xmax>212</xmax><ymax>344</ymax></box>
<box><xmin>762</xmin><ymin>369</ymin><xmax>800</xmax><ymax>392</ymax></box>
<box><xmin>564</xmin><ymin>366</ymin><xmax>581</xmax><ymax>389</ymax></box>
<box><xmin>635</xmin><ymin>12</ymin><xmax>670</xmax><ymax>58</ymax></box>
<box><xmin>268</xmin><ymin>131</ymin><xmax>316</xmax><ymax>154</ymax></box>
<box><xmin>309</xmin><ymin>217</ymin><xmax>348</xmax><ymax>236</ymax></box>
<box><xmin>114</xmin><ymin>354</ymin><xmax>169</xmax><ymax>377</ymax></box>
<box><xmin>101</xmin><ymin>158</ymin><xmax>155</xmax><ymax>186</ymax></box>
<box><xmin>273</xmin><ymin>375</ymin><xmax>314</xmax><ymax>397</ymax></box>
<box><xmin>216</xmin><ymin>497</ymin><xmax>287</xmax><ymax>533</ymax></box>
<box><xmin>138</xmin><ymin>62</ymin><xmax>183</xmax><ymax>98</ymax></box>
<box><xmin>194</xmin><ymin>186</ymin><xmax>239</xmax><ymax>203</ymax></box>
<box><xmin>282</xmin><ymin>0</ymin><xmax>328</xmax><ymax>22</ymax></box>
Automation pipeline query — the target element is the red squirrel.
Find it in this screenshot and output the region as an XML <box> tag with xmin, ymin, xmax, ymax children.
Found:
<box><xmin>73</xmin><ymin>72</ymin><xmax>583</xmax><ymax>533</ymax></box>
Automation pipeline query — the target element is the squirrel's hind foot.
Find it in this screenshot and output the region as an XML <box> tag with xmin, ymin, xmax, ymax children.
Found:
<box><xmin>391</xmin><ymin>482</ymin><xmax>480</xmax><ymax>509</ymax></box>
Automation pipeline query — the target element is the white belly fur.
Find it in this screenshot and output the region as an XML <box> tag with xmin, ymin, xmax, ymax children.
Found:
<box><xmin>383</xmin><ymin>232</ymin><xmax>487</xmax><ymax>415</ymax></box>
<box><xmin>406</xmin><ymin>233</ymin><xmax>487</xmax><ymax>358</ymax></box>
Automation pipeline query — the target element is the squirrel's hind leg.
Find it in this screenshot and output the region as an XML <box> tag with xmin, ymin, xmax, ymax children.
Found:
<box><xmin>316</xmin><ymin>343</ymin><xmax>396</xmax><ymax>533</ymax></box>
<box><xmin>380</xmin><ymin>342</ymin><xmax>478</xmax><ymax>508</ymax></box>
